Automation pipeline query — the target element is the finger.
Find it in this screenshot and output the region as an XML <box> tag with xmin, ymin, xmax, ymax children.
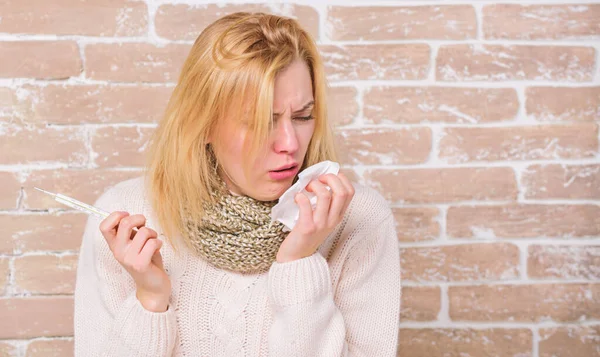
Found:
<box><xmin>306</xmin><ymin>179</ymin><xmax>331</xmax><ymax>227</ymax></box>
<box><xmin>138</xmin><ymin>238</ymin><xmax>162</xmax><ymax>268</ymax></box>
<box><xmin>99</xmin><ymin>211</ymin><xmax>129</xmax><ymax>249</ymax></box>
<box><xmin>128</xmin><ymin>226</ymin><xmax>158</xmax><ymax>255</ymax></box>
<box><xmin>115</xmin><ymin>214</ymin><xmax>146</xmax><ymax>252</ymax></box>
<box><xmin>295</xmin><ymin>192</ymin><xmax>314</xmax><ymax>228</ymax></box>
<box><xmin>151</xmin><ymin>248</ymin><xmax>164</xmax><ymax>270</ymax></box>
<box><xmin>318</xmin><ymin>174</ymin><xmax>347</xmax><ymax>224</ymax></box>
<box><xmin>337</xmin><ymin>172</ymin><xmax>354</xmax><ymax>193</ymax></box>
<box><xmin>336</xmin><ymin>172</ymin><xmax>356</xmax><ymax>214</ymax></box>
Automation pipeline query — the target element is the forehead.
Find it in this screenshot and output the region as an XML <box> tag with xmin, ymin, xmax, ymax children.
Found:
<box><xmin>219</xmin><ymin>60</ymin><xmax>314</xmax><ymax>126</ymax></box>
<box><xmin>272</xmin><ymin>60</ymin><xmax>313</xmax><ymax>111</ymax></box>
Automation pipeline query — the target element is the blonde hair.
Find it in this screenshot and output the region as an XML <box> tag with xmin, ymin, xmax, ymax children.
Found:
<box><xmin>144</xmin><ymin>12</ymin><xmax>337</xmax><ymax>251</ymax></box>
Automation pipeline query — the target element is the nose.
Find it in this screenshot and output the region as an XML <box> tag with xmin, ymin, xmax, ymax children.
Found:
<box><xmin>272</xmin><ymin>117</ymin><xmax>299</xmax><ymax>154</ymax></box>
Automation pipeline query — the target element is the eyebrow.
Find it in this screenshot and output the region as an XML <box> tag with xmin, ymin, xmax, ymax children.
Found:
<box><xmin>273</xmin><ymin>100</ymin><xmax>315</xmax><ymax>117</ymax></box>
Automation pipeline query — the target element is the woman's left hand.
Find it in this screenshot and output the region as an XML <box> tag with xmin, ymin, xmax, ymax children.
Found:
<box><xmin>276</xmin><ymin>172</ymin><xmax>355</xmax><ymax>263</ymax></box>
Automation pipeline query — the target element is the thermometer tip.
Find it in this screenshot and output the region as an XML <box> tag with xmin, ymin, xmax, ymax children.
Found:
<box><xmin>34</xmin><ymin>187</ymin><xmax>53</xmax><ymax>196</ymax></box>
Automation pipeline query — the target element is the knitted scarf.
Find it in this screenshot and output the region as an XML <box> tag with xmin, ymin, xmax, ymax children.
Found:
<box><xmin>182</xmin><ymin>172</ymin><xmax>290</xmax><ymax>274</ymax></box>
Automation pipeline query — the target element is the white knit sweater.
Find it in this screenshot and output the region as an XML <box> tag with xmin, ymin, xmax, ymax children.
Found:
<box><xmin>73</xmin><ymin>176</ymin><xmax>401</xmax><ymax>356</ymax></box>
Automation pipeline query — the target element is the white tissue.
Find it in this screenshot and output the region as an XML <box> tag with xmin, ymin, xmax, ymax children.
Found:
<box><xmin>271</xmin><ymin>160</ymin><xmax>340</xmax><ymax>232</ymax></box>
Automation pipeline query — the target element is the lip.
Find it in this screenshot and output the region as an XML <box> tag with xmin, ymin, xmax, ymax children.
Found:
<box><xmin>268</xmin><ymin>164</ymin><xmax>299</xmax><ymax>180</ymax></box>
<box><xmin>271</xmin><ymin>163</ymin><xmax>298</xmax><ymax>172</ymax></box>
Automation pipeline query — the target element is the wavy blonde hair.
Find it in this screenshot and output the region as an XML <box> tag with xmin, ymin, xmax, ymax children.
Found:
<box><xmin>144</xmin><ymin>12</ymin><xmax>337</xmax><ymax>251</ymax></box>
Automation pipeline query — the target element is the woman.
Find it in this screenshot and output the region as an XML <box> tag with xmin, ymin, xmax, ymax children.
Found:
<box><xmin>74</xmin><ymin>12</ymin><xmax>401</xmax><ymax>357</ymax></box>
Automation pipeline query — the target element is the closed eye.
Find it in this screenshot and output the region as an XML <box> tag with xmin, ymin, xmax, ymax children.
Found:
<box><xmin>294</xmin><ymin>115</ymin><xmax>314</xmax><ymax>121</ymax></box>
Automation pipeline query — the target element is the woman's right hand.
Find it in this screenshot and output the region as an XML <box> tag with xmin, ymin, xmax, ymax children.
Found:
<box><xmin>99</xmin><ymin>211</ymin><xmax>171</xmax><ymax>312</ymax></box>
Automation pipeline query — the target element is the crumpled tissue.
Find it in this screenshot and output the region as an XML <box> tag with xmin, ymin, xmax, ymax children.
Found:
<box><xmin>271</xmin><ymin>160</ymin><xmax>340</xmax><ymax>232</ymax></box>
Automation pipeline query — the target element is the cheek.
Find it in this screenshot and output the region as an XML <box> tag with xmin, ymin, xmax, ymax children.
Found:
<box><xmin>217</xmin><ymin>126</ymin><xmax>247</xmax><ymax>164</ymax></box>
<box><xmin>231</xmin><ymin>133</ymin><xmax>246</xmax><ymax>156</ymax></box>
<box><xmin>298</xmin><ymin>122</ymin><xmax>315</xmax><ymax>147</ymax></box>
<box><xmin>230</xmin><ymin>128</ymin><xmax>264</xmax><ymax>170</ymax></box>
<box><xmin>228</xmin><ymin>125</ymin><xmax>247</xmax><ymax>153</ymax></box>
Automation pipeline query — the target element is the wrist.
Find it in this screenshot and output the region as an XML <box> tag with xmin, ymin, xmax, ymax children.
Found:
<box><xmin>276</xmin><ymin>251</ymin><xmax>313</xmax><ymax>263</ymax></box>
<box><xmin>136</xmin><ymin>289</ymin><xmax>170</xmax><ymax>312</ymax></box>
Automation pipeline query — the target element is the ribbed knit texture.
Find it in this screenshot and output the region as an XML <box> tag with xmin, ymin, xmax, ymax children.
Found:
<box><xmin>73</xmin><ymin>176</ymin><xmax>401</xmax><ymax>356</ymax></box>
<box><xmin>182</xmin><ymin>174</ymin><xmax>288</xmax><ymax>274</ymax></box>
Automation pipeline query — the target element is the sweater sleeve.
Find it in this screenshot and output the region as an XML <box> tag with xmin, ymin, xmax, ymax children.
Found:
<box><xmin>266</xmin><ymin>203</ymin><xmax>401</xmax><ymax>356</ymax></box>
<box><xmin>73</xmin><ymin>186</ymin><xmax>178</xmax><ymax>357</ymax></box>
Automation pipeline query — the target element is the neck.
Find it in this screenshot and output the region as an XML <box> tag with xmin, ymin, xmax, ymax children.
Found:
<box><xmin>217</xmin><ymin>166</ymin><xmax>244</xmax><ymax>197</ymax></box>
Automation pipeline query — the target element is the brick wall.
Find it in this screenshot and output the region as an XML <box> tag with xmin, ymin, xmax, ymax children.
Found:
<box><xmin>1</xmin><ymin>1</ymin><xmax>599</xmax><ymax>356</ymax></box>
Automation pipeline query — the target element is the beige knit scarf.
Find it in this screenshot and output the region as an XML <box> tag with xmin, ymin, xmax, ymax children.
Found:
<box><xmin>182</xmin><ymin>171</ymin><xmax>290</xmax><ymax>274</ymax></box>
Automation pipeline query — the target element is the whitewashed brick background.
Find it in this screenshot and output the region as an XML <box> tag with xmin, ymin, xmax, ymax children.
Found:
<box><xmin>0</xmin><ymin>1</ymin><xmax>599</xmax><ymax>356</ymax></box>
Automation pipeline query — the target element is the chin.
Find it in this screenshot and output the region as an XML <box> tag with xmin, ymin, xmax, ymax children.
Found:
<box><xmin>253</xmin><ymin>181</ymin><xmax>292</xmax><ymax>201</ymax></box>
<box><xmin>251</xmin><ymin>192</ymin><xmax>281</xmax><ymax>202</ymax></box>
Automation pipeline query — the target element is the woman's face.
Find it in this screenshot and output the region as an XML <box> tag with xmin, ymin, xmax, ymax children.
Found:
<box><xmin>212</xmin><ymin>59</ymin><xmax>316</xmax><ymax>201</ymax></box>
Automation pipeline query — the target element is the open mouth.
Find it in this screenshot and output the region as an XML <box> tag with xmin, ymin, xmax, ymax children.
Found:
<box><xmin>269</xmin><ymin>164</ymin><xmax>300</xmax><ymax>180</ymax></box>
<box><xmin>271</xmin><ymin>164</ymin><xmax>297</xmax><ymax>172</ymax></box>
<box><xmin>273</xmin><ymin>166</ymin><xmax>296</xmax><ymax>172</ymax></box>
